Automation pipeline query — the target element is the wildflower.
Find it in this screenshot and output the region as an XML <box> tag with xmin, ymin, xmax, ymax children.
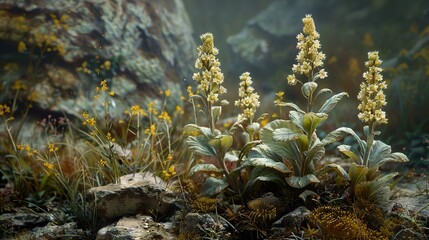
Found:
<box><xmin>165</xmin><ymin>89</ymin><xmax>171</xmax><ymax>97</ymax></box>
<box><xmin>109</xmin><ymin>91</ymin><xmax>115</xmax><ymax>96</ymax></box>
<box><xmin>147</xmin><ymin>102</ymin><xmax>158</xmax><ymax>115</ymax></box>
<box><xmin>98</xmin><ymin>159</ymin><xmax>107</xmax><ymax>167</ymax></box>
<box><xmin>187</xmin><ymin>85</ymin><xmax>194</xmax><ymax>97</ymax></box>
<box><xmin>357</xmin><ymin>51</ymin><xmax>388</xmax><ymax>124</ymax></box>
<box><xmin>104</xmin><ymin>60</ymin><xmax>111</xmax><ymax>70</ymax></box>
<box><xmin>175</xmin><ymin>105</ymin><xmax>184</xmax><ymax>115</ymax></box>
<box><xmin>18</xmin><ymin>41</ymin><xmax>27</xmax><ymax>53</ymax></box>
<box><xmin>145</xmin><ymin>124</ymin><xmax>157</xmax><ymax>135</ymax></box>
<box><xmin>287</xmin><ymin>14</ymin><xmax>327</xmax><ymax>83</ymax></box>
<box><xmin>235</xmin><ymin>72</ymin><xmax>260</xmax><ymax>122</ymax></box>
<box><xmin>130</xmin><ymin>105</ymin><xmax>147</xmax><ymax>116</ymax></box>
<box><xmin>0</xmin><ymin>104</ymin><xmax>11</xmax><ymax>116</ymax></box>
<box><xmin>83</xmin><ymin>117</ymin><xmax>96</xmax><ymax>127</ymax></box>
<box><xmin>44</xmin><ymin>162</ymin><xmax>54</xmax><ymax>170</ymax></box>
<box><xmin>48</xmin><ymin>143</ymin><xmax>58</xmax><ymax>152</ymax></box>
<box><xmin>106</xmin><ymin>133</ymin><xmax>115</xmax><ymax>142</ymax></box>
<box><xmin>95</xmin><ymin>80</ymin><xmax>109</xmax><ymax>92</ymax></box>
<box><xmin>163</xmin><ymin>165</ymin><xmax>176</xmax><ymax>179</ymax></box>
<box><xmin>193</xmin><ymin>33</ymin><xmax>226</xmax><ymax>105</ymax></box>
<box><xmin>158</xmin><ymin>111</ymin><xmax>171</xmax><ymax>122</ymax></box>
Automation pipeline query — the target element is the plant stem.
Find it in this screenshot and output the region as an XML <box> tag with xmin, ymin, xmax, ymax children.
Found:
<box><xmin>363</xmin><ymin>122</ymin><xmax>375</xmax><ymax>167</ymax></box>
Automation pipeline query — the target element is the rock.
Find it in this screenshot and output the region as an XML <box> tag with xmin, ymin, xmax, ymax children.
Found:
<box><xmin>391</xmin><ymin>195</ymin><xmax>429</xmax><ymax>221</ymax></box>
<box><xmin>273</xmin><ymin>206</ymin><xmax>311</xmax><ymax>228</ymax></box>
<box><xmin>180</xmin><ymin>212</ymin><xmax>228</xmax><ymax>237</ymax></box>
<box><xmin>96</xmin><ymin>214</ymin><xmax>176</xmax><ymax>240</ymax></box>
<box><xmin>227</xmin><ymin>0</ymin><xmax>318</xmax><ymax>68</ymax></box>
<box><xmin>0</xmin><ymin>212</ymin><xmax>48</xmax><ymax>229</ymax></box>
<box><xmin>87</xmin><ymin>172</ymin><xmax>181</xmax><ymax>225</ymax></box>
<box><xmin>31</xmin><ymin>222</ymin><xmax>86</xmax><ymax>240</ymax></box>
<box><xmin>0</xmin><ymin>0</ymin><xmax>194</xmax><ymax>144</ymax></box>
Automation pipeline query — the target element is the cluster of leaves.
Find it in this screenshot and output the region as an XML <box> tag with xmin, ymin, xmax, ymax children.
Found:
<box><xmin>182</xmin><ymin>15</ymin><xmax>411</xmax><ymax>239</ymax></box>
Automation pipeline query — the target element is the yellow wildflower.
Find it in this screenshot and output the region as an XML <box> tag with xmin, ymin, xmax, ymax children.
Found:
<box><xmin>44</xmin><ymin>162</ymin><xmax>54</xmax><ymax>170</ymax></box>
<box><xmin>98</xmin><ymin>159</ymin><xmax>107</xmax><ymax>166</ymax></box>
<box><xmin>145</xmin><ymin>124</ymin><xmax>157</xmax><ymax>135</ymax></box>
<box><xmin>109</xmin><ymin>91</ymin><xmax>115</xmax><ymax>96</ymax></box>
<box><xmin>158</xmin><ymin>111</ymin><xmax>171</xmax><ymax>122</ymax></box>
<box><xmin>129</xmin><ymin>105</ymin><xmax>147</xmax><ymax>116</ymax></box>
<box><xmin>83</xmin><ymin>118</ymin><xmax>96</xmax><ymax>127</ymax></box>
<box><xmin>165</xmin><ymin>89</ymin><xmax>171</xmax><ymax>97</ymax></box>
<box><xmin>49</xmin><ymin>143</ymin><xmax>58</xmax><ymax>152</ymax></box>
<box><xmin>0</xmin><ymin>104</ymin><xmax>11</xmax><ymax>116</ymax></box>
<box><xmin>104</xmin><ymin>60</ymin><xmax>111</xmax><ymax>70</ymax></box>
<box><xmin>18</xmin><ymin>41</ymin><xmax>27</xmax><ymax>53</ymax></box>
<box><xmin>187</xmin><ymin>86</ymin><xmax>194</xmax><ymax>97</ymax></box>
<box><xmin>175</xmin><ymin>105</ymin><xmax>184</xmax><ymax>115</ymax></box>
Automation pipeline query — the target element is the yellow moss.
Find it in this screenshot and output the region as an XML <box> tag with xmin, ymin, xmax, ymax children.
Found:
<box><xmin>310</xmin><ymin>206</ymin><xmax>388</xmax><ymax>239</ymax></box>
<box><xmin>191</xmin><ymin>196</ymin><xmax>218</xmax><ymax>213</ymax></box>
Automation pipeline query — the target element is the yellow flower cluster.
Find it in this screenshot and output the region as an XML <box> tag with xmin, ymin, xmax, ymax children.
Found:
<box><xmin>127</xmin><ymin>105</ymin><xmax>147</xmax><ymax>116</ymax></box>
<box><xmin>48</xmin><ymin>143</ymin><xmax>58</xmax><ymax>152</ymax></box>
<box><xmin>0</xmin><ymin>104</ymin><xmax>11</xmax><ymax>116</ymax></box>
<box><xmin>192</xmin><ymin>33</ymin><xmax>227</xmax><ymax>104</ymax></box>
<box><xmin>287</xmin><ymin>15</ymin><xmax>327</xmax><ymax>85</ymax></box>
<box><xmin>106</xmin><ymin>132</ymin><xmax>116</xmax><ymax>142</ymax></box>
<box><xmin>145</xmin><ymin>124</ymin><xmax>157</xmax><ymax>135</ymax></box>
<box><xmin>17</xmin><ymin>144</ymin><xmax>38</xmax><ymax>156</ymax></box>
<box><xmin>43</xmin><ymin>162</ymin><xmax>54</xmax><ymax>170</ymax></box>
<box><xmin>163</xmin><ymin>165</ymin><xmax>176</xmax><ymax>178</ymax></box>
<box><xmin>357</xmin><ymin>51</ymin><xmax>388</xmax><ymax>124</ymax></box>
<box><xmin>235</xmin><ymin>72</ymin><xmax>260</xmax><ymax>122</ymax></box>
<box><xmin>82</xmin><ymin>112</ymin><xmax>96</xmax><ymax>127</ymax></box>
<box><xmin>98</xmin><ymin>159</ymin><xmax>107</xmax><ymax>167</ymax></box>
<box><xmin>158</xmin><ymin>111</ymin><xmax>171</xmax><ymax>123</ymax></box>
<box><xmin>274</xmin><ymin>91</ymin><xmax>284</xmax><ymax>105</ymax></box>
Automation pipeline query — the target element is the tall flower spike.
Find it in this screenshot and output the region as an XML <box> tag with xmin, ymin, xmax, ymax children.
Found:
<box><xmin>287</xmin><ymin>14</ymin><xmax>327</xmax><ymax>85</ymax></box>
<box><xmin>357</xmin><ymin>51</ymin><xmax>388</xmax><ymax>124</ymax></box>
<box><xmin>235</xmin><ymin>72</ymin><xmax>260</xmax><ymax>122</ymax></box>
<box><xmin>192</xmin><ymin>33</ymin><xmax>226</xmax><ymax>104</ymax></box>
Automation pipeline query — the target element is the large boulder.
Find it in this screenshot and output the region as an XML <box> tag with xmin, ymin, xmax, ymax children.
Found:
<box><xmin>87</xmin><ymin>173</ymin><xmax>182</xmax><ymax>225</ymax></box>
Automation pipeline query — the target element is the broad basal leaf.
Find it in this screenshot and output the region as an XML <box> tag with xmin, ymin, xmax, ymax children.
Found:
<box><xmin>320</xmin><ymin>127</ymin><xmax>360</xmax><ymax>146</ymax></box>
<box><xmin>275</xmin><ymin>102</ymin><xmax>305</xmax><ymax>114</ymax></box>
<box><xmin>186</xmin><ymin>135</ymin><xmax>216</xmax><ymax>156</ymax></box>
<box><xmin>209</xmin><ymin>134</ymin><xmax>233</xmax><ymax>154</ymax></box>
<box><xmin>183</xmin><ymin>124</ymin><xmax>216</xmax><ymax>137</ymax></box>
<box><xmin>368</xmin><ymin>140</ymin><xmax>392</xmax><ymax>168</ymax></box>
<box><xmin>202</xmin><ymin>177</ymin><xmax>229</xmax><ymax>196</ymax></box>
<box><xmin>286</xmin><ymin>174</ymin><xmax>320</xmax><ymax>188</ymax></box>
<box><xmin>338</xmin><ymin>144</ymin><xmax>362</xmax><ymax>164</ymax></box>
<box><xmin>190</xmin><ymin>163</ymin><xmax>222</xmax><ymax>176</ymax></box>
<box><xmin>318</xmin><ymin>163</ymin><xmax>350</xmax><ymax>181</ymax></box>
<box><xmin>348</xmin><ymin>163</ymin><xmax>368</xmax><ymax>187</ymax></box>
<box><xmin>238</xmin><ymin>140</ymin><xmax>262</xmax><ymax>162</ymax></box>
<box><xmin>303</xmin><ymin>112</ymin><xmax>328</xmax><ymax>135</ymax></box>
<box><xmin>318</xmin><ymin>92</ymin><xmax>348</xmax><ymax>114</ymax></box>
<box><xmin>289</xmin><ymin>110</ymin><xmax>305</xmax><ymax>131</ymax></box>
<box><xmin>273</xmin><ymin>127</ymin><xmax>304</xmax><ymax>142</ymax></box>
<box><xmin>245</xmin><ymin>157</ymin><xmax>291</xmax><ymax>174</ymax></box>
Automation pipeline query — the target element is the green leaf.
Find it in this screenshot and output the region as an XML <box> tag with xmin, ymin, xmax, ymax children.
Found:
<box><xmin>190</xmin><ymin>164</ymin><xmax>222</xmax><ymax>175</ymax></box>
<box><xmin>303</xmin><ymin>112</ymin><xmax>328</xmax><ymax>135</ymax></box>
<box><xmin>186</xmin><ymin>136</ymin><xmax>216</xmax><ymax>156</ymax></box>
<box><xmin>368</xmin><ymin>140</ymin><xmax>392</xmax><ymax>168</ymax></box>
<box><xmin>348</xmin><ymin>163</ymin><xmax>368</xmax><ymax>187</ymax></box>
<box><xmin>299</xmin><ymin>190</ymin><xmax>319</xmax><ymax>202</ymax></box>
<box><xmin>211</xmin><ymin>106</ymin><xmax>222</xmax><ymax>124</ymax></box>
<box><xmin>202</xmin><ymin>177</ymin><xmax>229</xmax><ymax>196</ymax></box>
<box><xmin>320</xmin><ymin>127</ymin><xmax>360</xmax><ymax>146</ymax></box>
<box><xmin>238</xmin><ymin>140</ymin><xmax>262</xmax><ymax>162</ymax></box>
<box><xmin>318</xmin><ymin>163</ymin><xmax>350</xmax><ymax>181</ymax></box>
<box><xmin>314</xmin><ymin>88</ymin><xmax>333</xmax><ymax>101</ymax></box>
<box><xmin>183</xmin><ymin>124</ymin><xmax>215</xmax><ymax>137</ymax></box>
<box><xmin>209</xmin><ymin>134</ymin><xmax>233</xmax><ymax>153</ymax></box>
<box><xmin>273</xmin><ymin>128</ymin><xmax>304</xmax><ymax>142</ymax></box>
<box><xmin>317</xmin><ymin>92</ymin><xmax>348</xmax><ymax>114</ymax></box>
<box><xmin>286</xmin><ymin>174</ymin><xmax>320</xmax><ymax>188</ymax></box>
<box><xmin>301</xmin><ymin>82</ymin><xmax>318</xmax><ymax>98</ymax></box>
<box><xmin>289</xmin><ymin>111</ymin><xmax>304</xmax><ymax>131</ymax></box>
<box><xmin>225</xmin><ymin>151</ymin><xmax>239</xmax><ymax>162</ymax></box>
<box><xmin>260</xmin><ymin>120</ymin><xmax>302</xmax><ymax>165</ymax></box>
<box><xmin>276</xmin><ymin>102</ymin><xmax>305</xmax><ymax>114</ymax></box>
<box><xmin>355</xmin><ymin>180</ymin><xmax>390</xmax><ymax>210</ymax></box>
<box><xmin>245</xmin><ymin>157</ymin><xmax>291</xmax><ymax>174</ymax></box>
<box><xmin>338</xmin><ymin>144</ymin><xmax>362</xmax><ymax>164</ymax></box>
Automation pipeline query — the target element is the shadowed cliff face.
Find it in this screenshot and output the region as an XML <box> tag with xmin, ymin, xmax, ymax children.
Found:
<box><xmin>0</xmin><ymin>0</ymin><xmax>195</xmax><ymax>117</ymax></box>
